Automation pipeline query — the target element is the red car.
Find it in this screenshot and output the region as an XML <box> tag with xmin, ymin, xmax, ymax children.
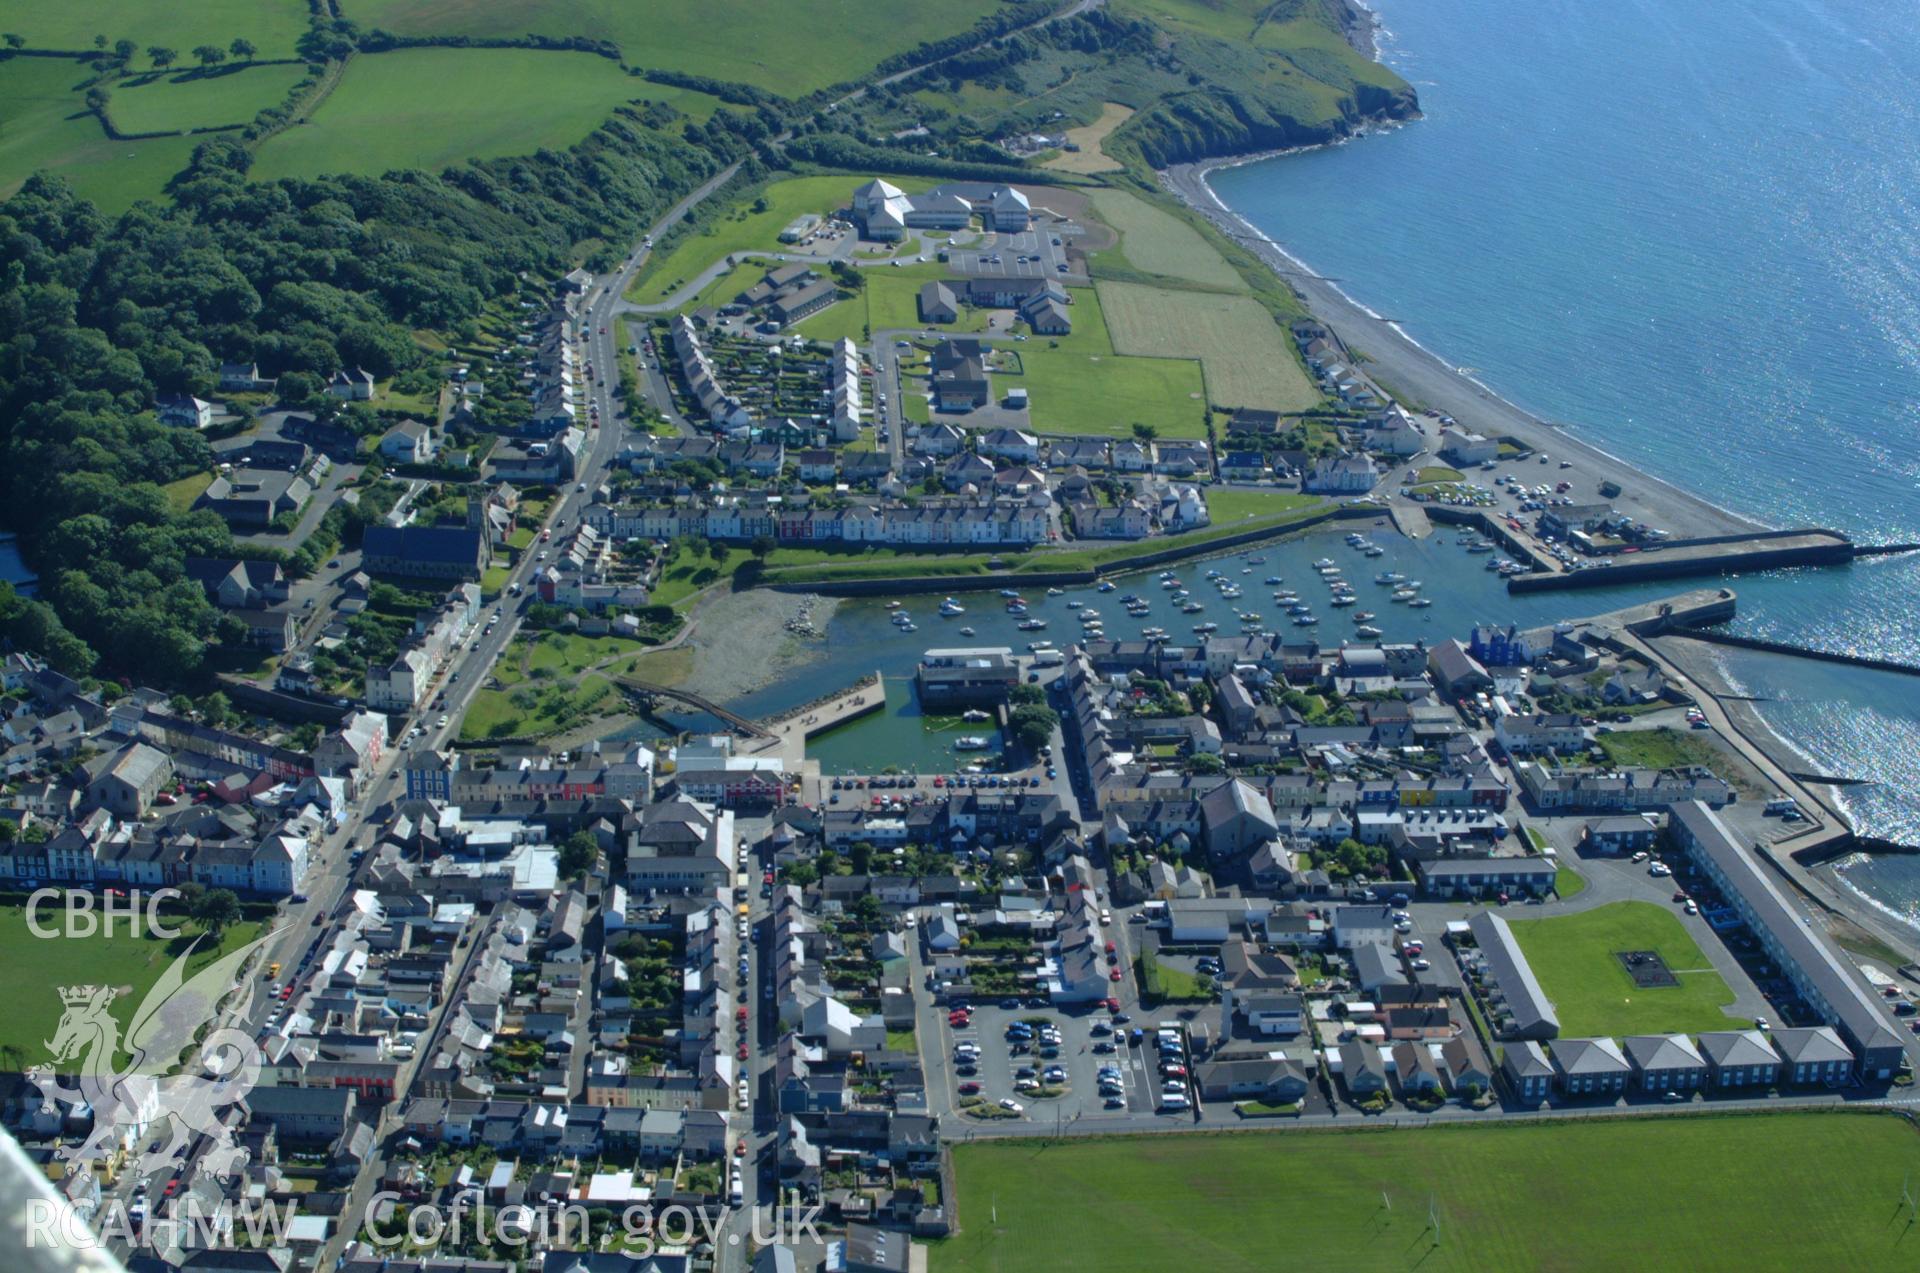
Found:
<box><xmin>735</xmin><ymin>1138</ymin><xmax>747</xmax><ymax>1157</ymax></box>
<box><xmin>162</xmin><ymin>1179</ymin><xmax>180</xmax><ymax>1198</ymax></box>
<box><xmin>1108</xmin><ymin>968</ymin><xmax>1123</xmax><ymax>982</ymax></box>
<box><xmin>957</xmin><ymin>1081</ymin><xmax>982</xmax><ymax>1095</ymax></box>
<box><xmin>279</xmin><ymin>985</ymin><xmax>294</xmax><ymax>1000</ymax></box>
<box><xmin>737</xmin><ymin>1006</ymin><xmax>749</xmax><ymax>1022</ymax></box>
<box><xmin>1104</xmin><ymin>940</ymin><xmax>1116</xmax><ymax>954</ymax></box>
<box><xmin>1103</xmin><ymin>997</ymin><xmax>1120</xmax><ymax>1012</ymax></box>
<box><xmin>736</xmin><ymin>1042</ymin><xmax>749</xmax><ymax>1060</ymax></box>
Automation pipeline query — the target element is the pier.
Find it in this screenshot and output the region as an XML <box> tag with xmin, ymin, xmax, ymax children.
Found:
<box><xmin>759</xmin><ymin>671</ymin><xmax>886</xmax><ymax>746</ymax></box>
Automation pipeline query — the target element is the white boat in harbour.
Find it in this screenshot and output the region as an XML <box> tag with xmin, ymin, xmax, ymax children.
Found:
<box><xmin>1392</xmin><ymin>589</ymin><xmax>1418</xmax><ymax>602</ymax></box>
<box><xmin>1331</xmin><ymin>595</ymin><xmax>1356</xmax><ymax>607</ymax></box>
<box><xmin>1294</xmin><ymin>614</ymin><xmax>1320</xmax><ymax>626</ymax></box>
<box><xmin>885</xmin><ymin>600</ymin><xmax>902</xmax><ymax>610</ymax></box>
<box><xmin>1264</xmin><ymin>576</ymin><xmax>1282</xmax><ymax>585</ymax></box>
<box><xmin>1007</xmin><ymin>603</ymin><xmax>1028</xmax><ymax>615</ymax></box>
<box><xmin>1000</xmin><ymin>589</ymin><xmax>1021</xmax><ymax>598</ymax></box>
<box><xmin>1355</xmin><ymin>624</ymin><xmax>1383</xmax><ymax>638</ymax></box>
<box><xmin>1376</xmin><ymin>571</ymin><xmax>1405</xmax><ymax>585</ymax></box>
<box><xmin>1353</xmin><ymin>610</ymin><xmax>1376</xmax><ymax>622</ymax></box>
<box><xmin>1047</xmin><ymin>586</ymin><xmax>1065</xmax><ymax>596</ymax></box>
<box><xmin>962</xmin><ymin>709</ymin><xmax>991</xmax><ymax>722</ymax></box>
<box><xmin>939</xmin><ymin>598</ymin><xmax>966</xmax><ymax>616</ymax></box>
<box><xmin>954</xmin><ymin>736</ymin><xmax>991</xmax><ymax>751</ymax></box>
<box><xmin>898</xmin><ymin>621</ymin><xmax>917</xmax><ymax>632</ymax></box>
<box><xmin>1410</xmin><ymin>597</ymin><xmax>1433</xmax><ymax>608</ymax></box>
<box><xmin>1097</xmin><ymin>580</ymin><xmax>1116</xmax><ymax>592</ymax></box>
<box><xmin>959</xmin><ymin>626</ymin><xmax>976</xmax><ymax>636</ymax></box>
<box><xmin>1018</xmin><ymin>618</ymin><xmax>1047</xmax><ymax>630</ymax></box>
<box><xmin>1365</xmin><ymin>545</ymin><xmax>1385</xmax><ymax>557</ymax></box>
<box><xmin>1193</xmin><ymin>621</ymin><xmax>1218</xmax><ymax>634</ymax></box>
<box><xmin>1181</xmin><ymin>602</ymin><xmax>1204</xmax><ymax>613</ymax></box>
<box><xmin>1028</xmin><ymin>640</ymin><xmax>1054</xmax><ymax>651</ymax></box>
<box><xmin>1314</xmin><ymin>558</ymin><xmax>1335</xmax><ymax>568</ymax></box>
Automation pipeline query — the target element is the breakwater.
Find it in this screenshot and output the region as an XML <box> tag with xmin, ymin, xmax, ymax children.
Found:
<box><xmin>1664</xmin><ymin>628</ymin><xmax>1920</xmax><ymax>678</ymax></box>
<box><xmin>1507</xmin><ymin>528</ymin><xmax>1854</xmax><ymax>593</ymax></box>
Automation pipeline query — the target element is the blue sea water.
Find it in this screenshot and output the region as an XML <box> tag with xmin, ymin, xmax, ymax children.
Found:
<box><xmin>1207</xmin><ymin>0</ymin><xmax>1920</xmax><ymax>899</ymax></box>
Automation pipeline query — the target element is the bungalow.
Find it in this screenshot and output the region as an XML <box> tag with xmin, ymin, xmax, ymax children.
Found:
<box><xmin>1392</xmin><ymin>1041</ymin><xmax>1446</xmax><ymax>1096</ymax></box>
<box><xmin>1551</xmin><ymin>1037</ymin><xmax>1630</xmax><ymax>1098</ymax></box>
<box><xmin>1440</xmin><ymin>1034</ymin><xmax>1494</xmax><ymax>1095</ymax></box>
<box><xmin>1197</xmin><ymin>1056</ymin><xmax>1308</xmax><ymax>1105</ymax></box>
<box><xmin>910</xmin><ymin>423</ymin><xmax>967</xmax><ymax>457</ymax></box>
<box><xmin>1338</xmin><ymin>1040</ymin><xmax>1389</xmax><ymax>1097</ymax></box>
<box><xmin>979</xmin><ymin>428</ymin><xmax>1040</xmax><ymax>463</ymax></box>
<box><xmin>917</xmin><ymin>281</ymin><xmax>959</xmax><ymax>325</ymax></box>
<box><xmin>1218</xmin><ymin>452</ymin><xmax>1270</xmax><ymax>481</ymax></box>
<box><xmin>1153</xmin><ymin>442</ymin><xmax>1210</xmax><ymax>478</ymax></box>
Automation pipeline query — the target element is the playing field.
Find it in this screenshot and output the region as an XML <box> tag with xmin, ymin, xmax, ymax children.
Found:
<box><xmin>1001</xmin><ymin>286</ymin><xmax>1208</xmax><ymax>439</ymax></box>
<box><xmin>1087</xmin><ymin>188</ymin><xmax>1245</xmax><ymax>290</ymax></box>
<box><xmin>0</xmin><ymin>0</ymin><xmax>313</xmax><ymax>60</ymax></box>
<box><xmin>107</xmin><ymin>64</ymin><xmax>310</xmax><ymax>136</ymax></box>
<box><xmin>250</xmin><ymin>48</ymin><xmax>717</xmax><ymax>182</ymax></box>
<box><xmin>0</xmin><ymin>902</ymin><xmax>266</xmax><ymax>1071</ymax></box>
<box><xmin>348</xmin><ymin>0</ymin><xmax>1006</xmax><ymax>95</ymax></box>
<box><xmin>1204</xmin><ymin>487</ymin><xmax>1321</xmax><ymax>524</ymax></box>
<box><xmin>1508</xmin><ymin>901</ymin><xmax>1746</xmax><ymax>1038</ymax></box>
<box><xmin>1098</xmin><ymin>279</ymin><xmax>1319</xmax><ymax>412</ymax></box>
<box><xmin>938</xmin><ymin>1116</ymin><xmax>1920</xmax><ymax>1271</ymax></box>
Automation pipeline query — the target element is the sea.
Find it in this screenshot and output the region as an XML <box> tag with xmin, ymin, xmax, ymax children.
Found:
<box><xmin>1202</xmin><ymin>0</ymin><xmax>1920</xmax><ymax>915</ymax></box>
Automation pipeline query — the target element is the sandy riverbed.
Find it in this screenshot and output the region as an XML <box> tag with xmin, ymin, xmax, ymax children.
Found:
<box><xmin>1161</xmin><ymin>159</ymin><xmax>1762</xmax><ymax>541</ymax></box>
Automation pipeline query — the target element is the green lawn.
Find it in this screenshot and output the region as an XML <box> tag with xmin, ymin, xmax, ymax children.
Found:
<box><xmin>1508</xmin><ymin>901</ymin><xmax>1743</xmax><ymax>1038</ymax></box>
<box><xmin>106</xmin><ymin>63</ymin><xmax>309</xmax><ymax>134</ymax></box>
<box><xmin>0</xmin><ymin>904</ymin><xmax>266</xmax><ymax>1071</ymax></box>
<box><xmin>0</xmin><ymin>0</ymin><xmax>313</xmax><ymax>59</ymax></box>
<box><xmin>161</xmin><ymin>470</ymin><xmax>214</xmax><ymax>514</ymax></box>
<box><xmin>1597</xmin><ymin>727</ymin><xmax>1723</xmax><ymax>772</ymax></box>
<box><xmin>459</xmin><ymin>672</ymin><xmax>618</xmax><ymax>741</ymax></box>
<box><xmin>0</xmin><ymin>57</ymin><xmax>202</xmax><ymax>209</ymax></box>
<box><xmin>1417</xmin><ymin>465</ymin><xmax>1466</xmax><ymax>483</ymax></box>
<box><xmin>1096</xmin><ymin>280</ymin><xmax>1319</xmax><ymax>413</ymax></box>
<box><xmin>627</xmin><ymin>174</ymin><xmax>934</xmax><ymax>307</ymax></box>
<box><xmin>526</xmin><ymin>630</ymin><xmax>636</xmax><ymax>677</ymax></box>
<box><xmin>1000</xmin><ymin>288</ymin><xmax>1208</xmax><ymax>438</ymax></box>
<box><xmin>251</xmin><ymin>48</ymin><xmax>718</xmax><ymax>182</ymax></box>
<box><xmin>1555</xmin><ymin>867</ymin><xmax>1587</xmax><ymax>899</ymax></box>
<box><xmin>1086</xmin><ymin>188</ymin><xmax>1245</xmax><ymax>290</ymax></box>
<box><xmin>1203</xmin><ymin>488</ymin><xmax>1321</xmax><ymax>524</ymax></box>
<box><xmin>865</xmin><ymin>263</ymin><xmax>993</xmax><ymax>334</ymax></box>
<box><xmin>347</xmin><ymin>0</ymin><xmax>1005</xmax><ymax>95</ymax></box>
<box><xmin>937</xmin><ymin>1114</ymin><xmax>1920</xmax><ymax>1272</ymax></box>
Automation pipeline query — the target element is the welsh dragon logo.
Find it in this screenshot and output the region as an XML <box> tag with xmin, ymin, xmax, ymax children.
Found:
<box><xmin>26</xmin><ymin>928</ymin><xmax>279</xmax><ymax>1184</ymax></box>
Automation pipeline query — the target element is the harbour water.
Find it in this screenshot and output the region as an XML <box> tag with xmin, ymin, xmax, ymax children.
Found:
<box><xmin>1202</xmin><ymin>0</ymin><xmax>1920</xmax><ymax>915</ymax></box>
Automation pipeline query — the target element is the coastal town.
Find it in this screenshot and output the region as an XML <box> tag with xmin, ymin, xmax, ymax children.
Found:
<box><xmin>1</xmin><ymin>167</ymin><xmax>1917</xmax><ymax>1273</ymax></box>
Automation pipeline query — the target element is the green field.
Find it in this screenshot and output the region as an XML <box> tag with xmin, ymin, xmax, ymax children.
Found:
<box><xmin>251</xmin><ymin>48</ymin><xmax>718</xmax><ymax>182</ymax></box>
<box><xmin>0</xmin><ymin>0</ymin><xmax>313</xmax><ymax>60</ymax></box>
<box><xmin>347</xmin><ymin>0</ymin><xmax>1006</xmax><ymax>95</ymax></box>
<box><xmin>1597</xmin><ymin>727</ymin><xmax>1723</xmax><ymax>771</ymax></box>
<box><xmin>107</xmin><ymin>64</ymin><xmax>310</xmax><ymax>135</ymax></box>
<box><xmin>1203</xmin><ymin>487</ymin><xmax>1320</xmax><ymax>524</ymax></box>
<box><xmin>998</xmin><ymin>287</ymin><xmax>1208</xmax><ymax>438</ymax></box>
<box><xmin>1509</xmin><ymin>901</ymin><xmax>1744</xmax><ymax>1038</ymax></box>
<box><xmin>627</xmin><ymin>174</ymin><xmax>933</xmax><ymax>307</ymax></box>
<box><xmin>1097</xmin><ymin>280</ymin><xmax>1318</xmax><ymax>412</ymax></box>
<box><xmin>0</xmin><ymin>58</ymin><xmax>201</xmax><ymax>209</ymax></box>
<box><xmin>1087</xmin><ymin>188</ymin><xmax>1245</xmax><ymax>290</ymax></box>
<box><xmin>0</xmin><ymin>903</ymin><xmax>266</xmax><ymax>1071</ymax></box>
<box><xmin>937</xmin><ymin>1114</ymin><xmax>1920</xmax><ymax>1272</ymax></box>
